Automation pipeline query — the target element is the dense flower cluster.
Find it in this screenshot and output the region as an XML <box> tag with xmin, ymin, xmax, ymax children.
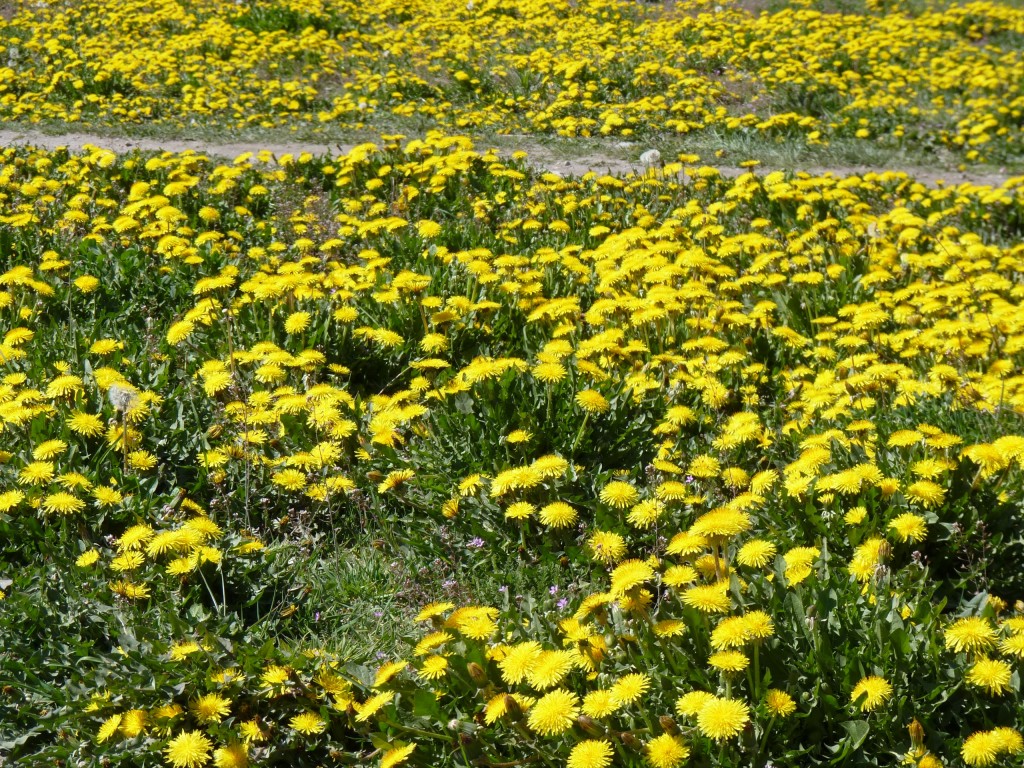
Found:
<box><xmin>0</xmin><ymin>125</ymin><xmax>1022</xmax><ymax>767</ymax></box>
<box><xmin>1</xmin><ymin>0</ymin><xmax>1023</xmax><ymax>160</ymax></box>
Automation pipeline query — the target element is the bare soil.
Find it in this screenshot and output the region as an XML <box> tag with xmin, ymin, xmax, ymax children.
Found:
<box><xmin>0</xmin><ymin>128</ymin><xmax>1016</xmax><ymax>188</ymax></box>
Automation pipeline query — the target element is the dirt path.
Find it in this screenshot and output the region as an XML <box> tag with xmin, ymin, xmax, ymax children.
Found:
<box><xmin>0</xmin><ymin>128</ymin><xmax>1018</xmax><ymax>188</ymax></box>
<box><xmin>0</xmin><ymin>129</ymin><xmax>350</xmax><ymax>163</ymax></box>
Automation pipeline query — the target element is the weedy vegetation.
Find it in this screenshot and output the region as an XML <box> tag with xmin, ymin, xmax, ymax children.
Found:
<box><xmin>0</xmin><ymin>2</ymin><xmax>1024</xmax><ymax>768</ymax></box>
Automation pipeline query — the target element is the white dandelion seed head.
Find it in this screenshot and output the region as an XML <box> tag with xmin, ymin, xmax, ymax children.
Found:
<box><xmin>108</xmin><ymin>384</ymin><xmax>139</xmax><ymax>413</ymax></box>
<box><xmin>640</xmin><ymin>149</ymin><xmax>662</xmax><ymax>166</ymax></box>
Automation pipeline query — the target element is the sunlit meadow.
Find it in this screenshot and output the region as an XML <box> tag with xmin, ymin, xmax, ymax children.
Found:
<box><xmin>0</xmin><ymin>2</ymin><xmax>1024</xmax><ymax>768</ymax></box>
<box><xmin>2</xmin><ymin>0</ymin><xmax>1024</xmax><ymax>163</ymax></box>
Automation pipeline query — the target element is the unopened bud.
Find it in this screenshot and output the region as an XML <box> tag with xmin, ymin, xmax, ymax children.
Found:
<box><xmin>502</xmin><ymin>695</ymin><xmax>522</xmax><ymax>721</ymax></box>
<box><xmin>576</xmin><ymin>716</ymin><xmax>605</xmax><ymax>738</ymax></box>
<box><xmin>448</xmin><ymin>719</ymin><xmax>476</xmax><ymax>737</ymax></box>
<box><xmin>658</xmin><ymin>716</ymin><xmax>680</xmax><ymax>735</ymax></box>
<box><xmin>908</xmin><ymin>719</ymin><xmax>925</xmax><ymax>748</ymax></box>
<box><xmin>466</xmin><ymin>662</ymin><xmax>488</xmax><ymax>687</ymax></box>
<box><xmin>618</xmin><ymin>732</ymin><xmax>643</xmax><ymax>751</ymax></box>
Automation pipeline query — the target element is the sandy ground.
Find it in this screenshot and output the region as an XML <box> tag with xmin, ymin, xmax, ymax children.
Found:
<box><xmin>0</xmin><ymin>128</ymin><xmax>1017</xmax><ymax>188</ymax></box>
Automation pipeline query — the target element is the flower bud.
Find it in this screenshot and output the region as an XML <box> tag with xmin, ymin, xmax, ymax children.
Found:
<box><xmin>658</xmin><ymin>716</ymin><xmax>680</xmax><ymax>735</ymax></box>
<box><xmin>908</xmin><ymin>719</ymin><xmax>925</xmax><ymax>749</ymax></box>
<box><xmin>618</xmin><ymin>732</ymin><xmax>643</xmax><ymax>751</ymax></box>
<box><xmin>448</xmin><ymin>719</ymin><xmax>477</xmax><ymax>737</ymax></box>
<box><xmin>576</xmin><ymin>716</ymin><xmax>604</xmax><ymax>738</ymax></box>
<box><xmin>502</xmin><ymin>694</ymin><xmax>522</xmax><ymax>721</ymax></box>
<box><xmin>466</xmin><ymin>662</ymin><xmax>488</xmax><ymax>687</ymax></box>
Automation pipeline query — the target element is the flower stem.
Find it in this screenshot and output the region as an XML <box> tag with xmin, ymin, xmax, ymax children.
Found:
<box><xmin>571</xmin><ymin>413</ymin><xmax>590</xmax><ymax>454</ymax></box>
<box><xmin>753</xmin><ymin>641</ymin><xmax>761</xmax><ymax>701</ymax></box>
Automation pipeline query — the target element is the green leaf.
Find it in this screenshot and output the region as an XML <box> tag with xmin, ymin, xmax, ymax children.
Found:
<box><xmin>412</xmin><ymin>689</ymin><xmax>442</xmax><ymax>720</ymax></box>
<box><xmin>842</xmin><ymin>719</ymin><xmax>870</xmax><ymax>751</ymax></box>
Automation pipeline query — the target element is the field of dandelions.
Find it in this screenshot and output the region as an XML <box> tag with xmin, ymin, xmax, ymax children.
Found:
<box><xmin>2</xmin><ymin>1</ymin><xmax>1024</xmax><ymax>768</ymax></box>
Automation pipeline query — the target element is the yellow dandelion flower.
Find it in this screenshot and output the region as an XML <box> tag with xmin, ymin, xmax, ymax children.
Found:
<box><xmin>93</xmin><ymin>486</ymin><xmax>124</xmax><ymax>507</ymax></box>
<box><xmin>110</xmin><ymin>551</ymin><xmax>144</xmax><ymax>572</ymax></box>
<box><xmin>966</xmin><ymin>657</ymin><xmax>1012</xmax><ymax>696</ymax></box>
<box><xmin>844</xmin><ymin>507</ymin><xmax>867</xmax><ymax>525</ymax></box>
<box><xmin>600</xmin><ymin>481</ymin><xmax>638</xmax><ymax>509</ymax></box>
<box><xmin>499</xmin><ymin>641</ymin><xmax>543</xmax><ymax>685</ymax></box>
<box><xmin>688</xmin><ymin>455</ymin><xmax>721</xmax><ymax>478</ymax></box>
<box><xmin>533</xmin><ymin>362</ymin><xmax>568</xmax><ymax>383</ymax></box>
<box><xmin>575</xmin><ymin>389</ymin><xmax>610</xmax><ymax>413</ymax></box>
<box><xmin>962</xmin><ymin>728</ymin><xmax>1023</xmax><ymax>766</ymax></box>
<box><xmin>0</xmin><ymin>490</ymin><xmax>24</xmax><ymax>512</ymax></box>
<box><xmin>654</xmin><ymin>619</ymin><xmax>687</xmax><ymax>637</ymax></box>
<box><xmin>381</xmin><ymin>743</ymin><xmax>416</xmax><ymax>768</ymax></box>
<box><xmin>373</xmin><ymin>660</ymin><xmax>409</xmax><ymax>688</ymax></box>
<box><xmin>419</xmin><ymin>655</ymin><xmax>449</xmax><ymax>680</ymax></box>
<box><xmin>646</xmin><ymin>734</ymin><xmax>690</xmax><ymax>768</ymax></box>
<box><xmin>697</xmin><ymin>697</ymin><xmax>749</xmax><ymax>740</ymax></box>
<box><xmin>690</xmin><ymin>508</ymin><xmax>751</xmax><ymax>540</ymax></box>
<box><xmin>19</xmin><ymin>461</ymin><xmax>55</xmax><ymax>485</ymax></box>
<box><xmin>708</xmin><ymin>650</ymin><xmax>749</xmax><ymax>673</ymax></box>
<box><xmin>666</xmin><ymin>531</ymin><xmax>707</xmax><ymax>556</ymax></box>
<box><xmin>284</xmin><ymin>312</ymin><xmax>311</xmax><ymax>334</ymax></box>
<box><xmin>413</xmin><ymin>631</ymin><xmax>453</xmax><ymax>656</ymax></box>
<box><xmin>998</xmin><ymin>634</ymin><xmax>1024</xmax><ymax>659</ymax></box>
<box><xmin>236</xmin><ymin>719</ymin><xmax>266</xmax><ymax>744</ymax></box>
<box><xmin>504</xmin><ymin>501</ymin><xmax>536</xmax><ymax>520</ymax></box>
<box><xmin>850</xmin><ymin>675</ymin><xmax>892</xmax><ymax>711</ymax></box>
<box><xmin>609</xmin><ymin>673</ymin><xmax>650</xmax><ymax>706</ymax></box>
<box><xmin>76</xmin><ymin>549</ymin><xmax>100</xmax><ymax>567</ymax></box>
<box><xmin>676</xmin><ymin>690</ymin><xmax>715</xmax><ymax>717</ymax></box>
<box><xmin>127</xmin><ymin>450</ymin><xmax>158</xmax><ymax>470</ymax></box>
<box><xmin>289</xmin><ymin>711</ymin><xmax>326</xmax><ymax>735</ymax></box>
<box><xmin>566</xmin><ymin>739</ymin><xmax>613</xmax><ymax>768</ymax></box>
<box><xmin>97</xmin><ymin>714</ymin><xmax>122</xmax><ymax>743</ymax></box>
<box><xmin>764</xmin><ymin>689</ymin><xmax>796</xmax><ymax>717</ymax></box>
<box><xmin>33</xmin><ymin>439</ymin><xmax>67</xmax><ymax>459</ymax></box>
<box><xmin>110</xmin><ymin>580</ymin><xmax>150</xmax><ymax>600</ymax></box>
<box><xmin>783</xmin><ymin>546</ymin><xmax>819</xmax><ymax>585</ymax></box>
<box><xmin>527</xmin><ymin>689</ymin><xmax>579</xmax><ymax>736</ymax></box>
<box><xmin>414</xmin><ymin>602</ymin><xmax>454</xmax><ymax>622</ymax></box>
<box><xmin>737</xmin><ymin>539</ymin><xmax>776</xmax><ymax>568</ymax></box>
<box><xmin>905</xmin><ymin>480</ymin><xmax>945</xmax><ymax>508</ymax></box>
<box><xmin>119</xmin><ymin>709</ymin><xmax>147</xmax><ymax>737</ymax></box>
<box><xmin>164</xmin><ymin>731</ymin><xmax>212</xmax><ymax>768</ymax></box>
<box><xmin>190</xmin><ymin>693</ymin><xmax>230</xmax><ymax>724</ymax></box>
<box><xmin>68</xmin><ymin>411</ymin><xmax>105</xmax><ymax>436</ymax></box>
<box><xmin>539</xmin><ymin>501</ymin><xmax>577</xmax><ymax>528</ymax></box>
<box><xmin>212</xmin><ymin>741</ymin><xmax>248</xmax><ymax>768</ymax></box>
<box><xmin>627</xmin><ymin>499</ymin><xmax>665</xmax><ymax>528</ymax></box>
<box><xmin>743</xmin><ymin>611</ymin><xmax>775</xmax><ymax>639</ymax></box>
<box><xmin>272</xmin><ymin>469</ymin><xmax>307</xmax><ymax>491</ymax></box>
<box><xmin>609</xmin><ymin>559</ymin><xmax>654</xmax><ymax>597</ymax></box>
<box><xmin>888</xmin><ymin>513</ymin><xmax>927</xmax><ymax>543</ymax></box>
<box><xmin>527</xmin><ymin>650</ymin><xmax>576</xmax><ymax>690</ymax></box>
<box><xmin>582</xmin><ymin>689</ymin><xmax>619</xmax><ymax>718</ymax></box>
<box><xmin>42</xmin><ymin>491</ymin><xmax>86</xmax><ymax>515</ymax></box>
<box><xmin>662</xmin><ymin>565</ymin><xmax>698</xmax><ymax>587</ymax></box>
<box><xmin>588</xmin><ymin>530</ymin><xmax>627</xmax><ymax>563</ymax></box>
<box><xmin>681</xmin><ymin>582</ymin><xmax>731</xmax><ymax>613</ymax></box>
<box><xmin>945</xmin><ymin>617</ymin><xmax>997</xmax><ymax>654</ymax></box>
